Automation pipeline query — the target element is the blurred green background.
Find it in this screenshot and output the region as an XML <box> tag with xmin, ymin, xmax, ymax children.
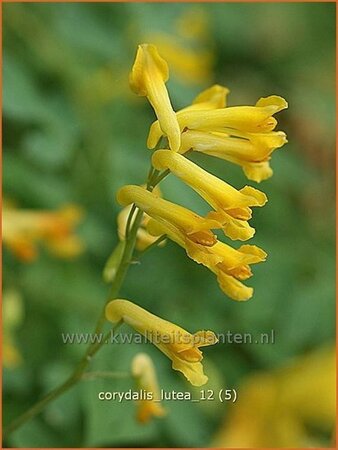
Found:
<box><xmin>3</xmin><ymin>2</ymin><xmax>335</xmax><ymax>448</ymax></box>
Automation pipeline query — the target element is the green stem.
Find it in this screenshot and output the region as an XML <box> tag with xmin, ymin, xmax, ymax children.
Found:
<box><xmin>92</xmin><ymin>208</ymin><xmax>144</xmax><ymax>336</ymax></box>
<box><xmin>153</xmin><ymin>168</ymin><xmax>170</xmax><ymax>185</ymax></box>
<box><xmin>138</xmin><ymin>234</ymin><xmax>167</xmax><ymax>255</ymax></box>
<box><xmin>4</xmin><ymin>377</ymin><xmax>78</xmax><ymax>437</ymax></box>
<box><xmin>125</xmin><ymin>203</ymin><xmax>137</xmax><ymax>239</ymax></box>
<box><xmin>82</xmin><ymin>371</ymin><xmax>131</xmax><ymax>381</ymax></box>
<box><xmin>4</xmin><ymin>162</ymin><xmax>168</xmax><ymax>440</ymax></box>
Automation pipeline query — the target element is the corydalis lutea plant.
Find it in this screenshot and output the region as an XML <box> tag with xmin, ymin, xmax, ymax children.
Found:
<box><xmin>115</xmin><ymin>43</ymin><xmax>287</xmax><ymax>300</ymax></box>
<box><xmin>107</xmin><ymin>43</ymin><xmax>287</xmax><ymax>384</ymax></box>
<box><xmin>4</xmin><ymin>43</ymin><xmax>287</xmax><ymax>437</ymax></box>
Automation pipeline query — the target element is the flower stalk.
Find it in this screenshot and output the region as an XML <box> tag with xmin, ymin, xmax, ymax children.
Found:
<box><xmin>4</xmin><ymin>41</ymin><xmax>288</xmax><ymax>437</ymax></box>
<box><xmin>3</xmin><ymin>164</ymin><xmax>168</xmax><ymax>440</ymax></box>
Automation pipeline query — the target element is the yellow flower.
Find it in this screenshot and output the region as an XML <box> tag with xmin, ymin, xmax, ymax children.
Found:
<box><xmin>212</xmin><ymin>345</ymin><xmax>335</xmax><ymax>448</ymax></box>
<box><xmin>117</xmin><ymin>186</ymin><xmax>166</xmax><ymax>251</ymax></box>
<box><xmin>188</xmin><ymin>243</ymin><xmax>267</xmax><ymax>301</ymax></box>
<box><xmin>2</xmin><ymin>203</ymin><xmax>84</xmax><ymax>261</ymax></box>
<box><xmin>147</xmin><ymin>84</ymin><xmax>229</xmax><ymax>149</ymax></box>
<box><xmin>129</xmin><ymin>43</ymin><xmax>181</xmax><ymax>151</ymax></box>
<box><xmin>176</xmin><ymin>95</ymin><xmax>288</xmax><ymax>133</ymax></box>
<box><xmin>180</xmin><ymin>129</ymin><xmax>288</xmax><ymax>182</ymax></box>
<box><xmin>152</xmin><ymin>150</ymin><xmax>267</xmax><ymax>240</ymax></box>
<box><xmin>147</xmin><ymin>219</ymin><xmax>266</xmax><ymax>301</ymax></box>
<box><xmin>116</xmin><ymin>185</ymin><xmax>220</xmax><ymax>246</ymax></box>
<box><xmin>105</xmin><ymin>299</ymin><xmax>218</xmax><ymax>386</ymax></box>
<box><xmin>147</xmin><ymin>93</ymin><xmax>287</xmax><ymax>154</ymax></box>
<box><xmin>188</xmin><ymin>240</ymin><xmax>266</xmax><ymax>301</ymax></box>
<box><xmin>144</xmin><ymin>32</ymin><xmax>213</xmax><ymax>85</ymax></box>
<box><xmin>131</xmin><ymin>353</ymin><xmax>166</xmax><ymax>423</ymax></box>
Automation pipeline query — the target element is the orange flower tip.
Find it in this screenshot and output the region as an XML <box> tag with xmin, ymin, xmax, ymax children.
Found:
<box><xmin>188</xmin><ymin>230</ymin><xmax>217</xmax><ymax>247</ymax></box>
<box><xmin>17</xmin><ymin>247</ymin><xmax>37</xmax><ymax>262</ymax></box>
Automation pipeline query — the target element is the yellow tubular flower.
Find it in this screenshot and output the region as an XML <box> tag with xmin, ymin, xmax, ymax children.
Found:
<box><xmin>176</xmin><ymin>95</ymin><xmax>288</xmax><ymax>134</ymax></box>
<box><xmin>147</xmin><ymin>84</ymin><xmax>229</xmax><ymax>149</ymax></box>
<box><xmin>187</xmin><ymin>240</ymin><xmax>267</xmax><ymax>301</ymax></box>
<box><xmin>131</xmin><ymin>353</ymin><xmax>166</xmax><ymax>423</ymax></box>
<box><xmin>117</xmin><ymin>185</ymin><xmax>220</xmax><ymax>246</ymax></box>
<box><xmin>152</xmin><ymin>150</ymin><xmax>267</xmax><ymax>241</ymax></box>
<box><xmin>129</xmin><ymin>44</ymin><xmax>181</xmax><ymax>151</ymax></box>
<box><xmin>147</xmin><ymin>219</ymin><xmax>266</xmax><ymax>301</ymax></box>
<box><xmin>180</xmin><ymin>129</ymin><xmax>288</xmax><ymax>182</ymax></box>
<box><xmin>106</xmin><ymin>299</ymin><xmax>218</xmax><ymax>386</ymax></box>
<box><xmin>3</xmin><ymin>204</ymin><xmax>84</xmax><ymax>261</ymax></box>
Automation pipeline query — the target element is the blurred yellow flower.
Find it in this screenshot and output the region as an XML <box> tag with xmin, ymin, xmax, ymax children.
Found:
<box><xmin>212</xmin><ymin>345</ymin><xmax>335</xmax><ymax>447</ymax></box>
<box><xmin>117</xmin><ymin>185</ymin><xmax>219</xmax><ymax>246</ymax></box>
<box><xmin>152</xmin><ymin>150</ymin><xmax>267</xmax><ymax>240</ymax></box>
<box><xmin>180</xmin><ymin>129</ymin><xmax>288</xmax><ymax>182</ymax></box>
<box><xmin>3</xmin><ymin>203</ymin><xmax>84</xmax><ymax>261</ymax></box>
<box><xmin>3</xmin><ymin>290</ymin><xmax>24</xmax><ymax>369</ymax></box>
<box><xmin>131</xmin><ymin>353</ymin><xmax>166</xmax><ymax>423</ymax></box>
<box><xmin>144</xmin><ymin>33</ymin><xmax>213</xmax><ymax>85</ymax></box>
<box><xmin>129</xmin><ymin>43</ymin><xmax>181</xmax><ymax>151</ymax></box>
<box><xmin>140</xmin><ymin>7</ymin><xmax>213</xmax><ymax>85</ymax></box>
<box><xmin>106</xmin><ymin>299</ymin><xmax>218</xmax><ymax>386</ymax></box>
<box><xmin>147</xmin><ymin>219</ymin><xmax>266</xmax><ymax>301</ymax></box>
<box><xmin>175</xmin><ymin>7</ymin><xmax>211</xmax><ymax>41</ymax></box>
<box><xmin>3</xmin><ymin>340</ymin><xmax>22</xmax><ymax>369</ymax></box>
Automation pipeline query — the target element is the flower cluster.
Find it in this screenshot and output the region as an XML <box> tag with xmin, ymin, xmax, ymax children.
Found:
<box><xmin>119</xmin><ymin>43</ymin><xmax>288</xmax><ymax>300</ymax></box>
<box><xmin>106</xmin><ymin>43</ymin><xmax>287</xmax><ymax>389</ymax></box>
